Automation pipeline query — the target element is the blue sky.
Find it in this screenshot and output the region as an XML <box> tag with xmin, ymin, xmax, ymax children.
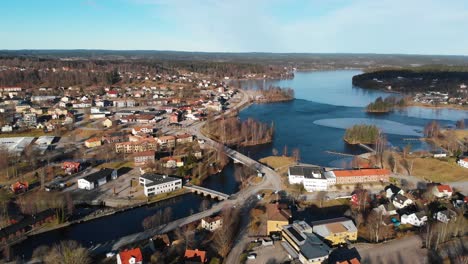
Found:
<box><xmin>1</xmin><ymin>0</ymin><xmax>468</xmax><ymax>55</ymax></box>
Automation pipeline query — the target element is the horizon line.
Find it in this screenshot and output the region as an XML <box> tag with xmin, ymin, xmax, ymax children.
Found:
<box><xmin>1</xmin><ymin>49</ymin><xmax>468</xmax><ymax>57</ymax></box>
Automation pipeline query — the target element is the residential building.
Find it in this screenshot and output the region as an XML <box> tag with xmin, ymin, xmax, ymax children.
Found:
<box><xmin>62</xmin><ymin>162</ymin><xmax>80</xmax><ymax>174</ymax></box>
<box><xmin>281</xmin><ymin>221</ymin><xmax>331</xmax><ymax>264</ymax></box>
<box><xmin>434</xmin><ymin>209</ymin><xmax>457</xmax><ymax>224</ymax></box>
<box><xmin>373</xmin><ymin>203</ymin><xmax>398</xmax><ymax>216</ymax></box>
<box><xmin>161</xmin><ymin>156</ymin><xmax>184</xmax><ymax>168</ymax></box>
<box><xmin>77</xmin><ymin>168</ymin><xmax>117</xmax><ymax>190</ymax></box>
<box><xmin>176</xmin><ymin>134</ymin><xmax>194</xmax><ymax>144</ymax></box>
<box><xmin>311</xmin><ymin>217</ymin><xmax>357</xmax><ymax>246</ymax></box>
<box><xmin>115</xmin><ymin>138</ymin><xmax>157</xmax><ymax>153</ymax></box>
<box><xmin>132</xmin><ymin>126</ymin><xmax>154</xmax><ymax>135</ymax></box>
<box><xmin>170</xmin><ymin>112</ymin><xmax>181</xmax><ymax>123</ymax></box>
<box><xmin>117</xmin><ymin>248</ymin><xmax>143</xmax><ymax>264</ymax></box>
<box><xmin>432</xmin><ymin>185</ymin><xmax>453</xmax><ymax>198</ymax></box>
<box><xmin>401</xmin><ymin>212</ymin><xmax>427</xmax><ymax>227</ymax></box>
<box><xmin>457</xmin><ymin>157</ymin><xmax>468</xmax><ymax>168</ymax></box>
<box><xmin>157</xmin><ymin>135</ymin><xmax>176</xmax><ymax>149</ymax></box>
<box><xmin>102</xmin><ymin>118</ymin><xmax>114</xmax><ymax>128</ymax></box>
<box><xmin>266</xmin><ymin>203</ymin><xmax>291</xmax><ymax>235</ymax></box>
<box><xmin>288</xmin><ymin>165</ymin><xmax>335</xmax><ymax>191</ymax></box>
<box><xmin>139</xmin><ymin>173</ymin><xmax>182</xmax><ymax>197</ymax></box>
<box><xmin>330</xmin><ymin>169</ymin><xmax>390</xmax><ymax>185</ymax></box>
<box><xmin>84</xmin><ymin>137</ymin><xmax>102</xmax><ymax>148</ymax></box>
<box><xmin>392</xmin><ymin>194</ymin><xmax>413</xmax><ymax>209</ymax></box>
<box><xmin>201</xmin><ymin>215</ymin><xmax>223</xmax><ymax>232</ymax></box>
<box><xmin>102</xmin><ymin>132</ymin><xmax>128</xmax><ymax>144</ymax></box>
<box><xmin>384</xmin><ymin>184</ymin><xmax>404</xmax><ymax>199</ymax></box>
<box><xmin>184</xmin><ymin>249</ymin><xmax>207</xmax><ymax>263</ymax></box>
<box><xmin>133</xmin><ymin>151</ymin><xmax>155</xmax><ymax>165</ymax></box>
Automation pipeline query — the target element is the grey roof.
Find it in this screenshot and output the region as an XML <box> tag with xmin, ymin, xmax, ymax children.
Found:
<box><xmin>394</xmin><ymin>193</ymin><xmax>408</xmax><ymax>204</ymax></box>
<box><xmin>311</xmin><ymin>217</ymin><xmax>357</xmax><ymax>238</ymax></box>
<box><xmin>282</xmin><ymin>221</ymin><xmax>330</xmax><ymax>260</ymax></box>
<box><xmin>83</xmin><ymin>168</ymin><xmax>115</xmax><ymax>183</ymax></box>
<box><xmin>141</xmin><ymin>173</ymin><xmax>180</xmax><ymax>187</ymax></box>
<box><xmin>385</xmin><ymin>184</ymin><xmax>401</xmax><ymax>194</ymax></box>
<box><xmin>289</xmin><ymin>165</ymin><xmax>325</xmax><ymax>179</ymax></box>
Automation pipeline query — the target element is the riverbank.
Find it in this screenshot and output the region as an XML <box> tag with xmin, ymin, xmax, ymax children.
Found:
<box><xmin>12</xmin><ymin>188</ymin><xmax>191</xmax><ymax>245</ymax></box>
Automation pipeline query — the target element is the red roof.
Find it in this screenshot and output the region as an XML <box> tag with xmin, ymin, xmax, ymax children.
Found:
<box><xmin>436</xmin><ymin>185</ymin><xmax>453</xmax><ymax>193</ymax></box>
<box><xmin>118</xmin><ymin>248</ymin><xmax>142</xmax><ymax>264</ymax></box>
<box><xmin>184</xmin><ymin>249</ymin><xmax>207</xmax><ymax>263</ymax></box>
<box><xmin>107</xmin><ymin>90</ymin><xmax>118</xmax><ymax>94</ymax></box>
<box><xmin>333</xmin><ymin>168</ymin><xmax>390</xmax><ymax>177</ymax></box>
<box><xmin>462</xmin><ymin>157</ymin><xmax>468</xmax><ymax>162</ymax></box>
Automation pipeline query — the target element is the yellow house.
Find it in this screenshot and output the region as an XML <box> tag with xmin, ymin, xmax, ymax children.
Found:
<box><xmin>102</xmin><ymin>118</ymin><xmax>114</xmax><ymax>128</ymax></box>
<box><xmin>311</xmin><ymin>217</ymin><xmax>357</xmax><ymax>246</ymax></box>
<box><xmin>266</xmin><ymin>203</ymin><xmax>291</xmax><ymax>235</ymax></box>
<box><xmin>85</xmin><ymin>137</ymin><xmax>102</xmax><ymax>148</ymax></box>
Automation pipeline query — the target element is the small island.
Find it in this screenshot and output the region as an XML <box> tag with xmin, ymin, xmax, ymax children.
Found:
<box><xmin>366</xmin><ymin>96</ymin><xmax>406</xmax><ymax>113</ymax></box>
<box><xmin>247</xmin><ymin>85</ymin><xmax>295</xmax><ymax>103</ymax></box>
<box><xmin>343</xmin><ymin>124</ymin><xmax>380</xmax><ymax>145</ymax></box>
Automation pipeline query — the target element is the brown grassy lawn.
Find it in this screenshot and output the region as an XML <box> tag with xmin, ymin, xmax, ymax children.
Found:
<box><xmin>259</xmin><ymin>156</ymin><xmax>296</xmax><ymax>170</ymax></box>
<box><xmin>411</xmin><ymin>157</ymin><xmax>467</xmax><ymax>182</ymax></box>
<box><xmin>453</xmin><ymin>129</ymin><xmax>468</xmax><ymax>142</ymax></box>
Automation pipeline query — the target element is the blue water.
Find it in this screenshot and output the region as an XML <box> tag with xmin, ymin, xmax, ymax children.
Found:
<box><xmin>238</xmin><ymin>70</ymin><xmax>466</xmax><ymax>167</ymax></box>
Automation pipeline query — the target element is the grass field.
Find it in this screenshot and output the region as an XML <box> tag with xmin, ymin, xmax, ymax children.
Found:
<box><xmin>453</xmin><ymin>129</ymin><xmax>468</xmax><ymax>142</ymax></box>
<box><xmin>97</xmin><ymin>161</ymin><xmax>133</xmax><ymax>169</ymax></box>
<box><xmin>259</xmin><ymin>156</ymin><xmax>296</xmax><ymax>169</ymax></box>
<box><xmin>411</xmin><ymin>157</ymin><xmax>467</xmax><ymax>182</ymax></box>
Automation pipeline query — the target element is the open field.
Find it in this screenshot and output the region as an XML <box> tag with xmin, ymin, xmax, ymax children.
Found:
<box><xmin>259</xmin><ymin>156</ymin><xmax>296</xmax><ymax>175</ymax></box>
<box><xmin>411</xmin><ymin>157</ymin><xmax>467</xmax><ymax>182</ymax></box>
<box><xmin>453</xmin><ymin>129</ymin><xmax>468</xmax><ymax>142</ymax></box>
<box><xmin>0</xmin><ymin>130</ymin><xmax>50</xmax><ymax>138</ymax></box>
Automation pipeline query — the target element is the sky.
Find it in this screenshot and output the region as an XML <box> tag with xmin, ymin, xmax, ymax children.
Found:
<box><xmin>1</xmin><ymin>0</ymin><xmax>468</xmax><ymax>55</ymax></box>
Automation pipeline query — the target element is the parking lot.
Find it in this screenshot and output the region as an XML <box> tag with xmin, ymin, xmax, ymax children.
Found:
<box><xmin>245</xmin><ymin>242</ymin><xmax>290</xmax><ymax>264</ymax></box>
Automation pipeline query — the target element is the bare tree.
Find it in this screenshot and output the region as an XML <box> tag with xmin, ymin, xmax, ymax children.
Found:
<box><xmin>44</xmin><ymin>240</ymin><xmax>91</xmax><ymax>264</ymax></box>
<box><xmin>292</xmin><ymin>148</ymin><xmax>300</xmax><ymax>163</ymax></box>
<box><xmin>212</xmin><ymin>208</ymin><xmax>240</xmax><ymax>259</ymax></box>
<box><xmin>316</xmin><ymin>191</ymin><xmax>328</xmax><ymax>208</ymax></box>
<box><xmin>387</xmin><ymin>153</ymin><xmax>396</xmax><ymax>172</ymax></box>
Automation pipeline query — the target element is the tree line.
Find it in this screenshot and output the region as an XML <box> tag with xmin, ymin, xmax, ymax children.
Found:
<box><xmin>366</xmin><ymin>96</ymin><xmax>406</xmax><ymax>113</ymax></box>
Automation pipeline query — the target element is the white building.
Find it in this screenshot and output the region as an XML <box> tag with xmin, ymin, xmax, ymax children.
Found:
<box><xmin>401</xmin><ymin>212</ymin><xmax>427</xmax><ymax>227</ymax></box>
<box><xmin>457</xmin><ymin>157</ymin><xmax>468</xmax><ymax>168</ymax></box>
<box><xmin>201</xmin><ymin>215</ymin><xmax>223</xmax><ymax>231</ymax></box>
<box><xmin>288</xmin><ymin>165</ymin><xmax>335</xmax><ymax>192</ymax></box>
<box><xmin>432</xmin><ymin>185</ymin><xmax>453</xmax><ymax>198</ymax></box>
<box><xmin>139</xmin><ymin>173</ymin><xmax>182</xmax><ymax>197</ymax></box>
<box><xmin>77</xmin><ymin>168</ymin><xmax>117</xmax><ymax>190</ymax></box>
<box><xmin>434</xmin><ymin>210</ymin><xmax>457</xmax><ymax>224</ymax></box>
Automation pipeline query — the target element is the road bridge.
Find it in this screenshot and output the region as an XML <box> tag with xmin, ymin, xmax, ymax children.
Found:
<box><xmin>184</xmin><ymin>185</ymin><xmax>230</xmax><ymax>200</ymax></box>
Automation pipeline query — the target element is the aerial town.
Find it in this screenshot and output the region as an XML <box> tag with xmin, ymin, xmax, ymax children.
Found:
<box><xmin>1</xmin><ymin>1</ymin><xmax>468</xmax><ymax>264</ymax></box>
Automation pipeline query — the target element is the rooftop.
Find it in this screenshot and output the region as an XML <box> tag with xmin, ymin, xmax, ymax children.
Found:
<box><xmin>82</xmin><ymin>168</ymin><xmax>115</xmax><ymax>183</ymax></box>
<box><xmin>289</xmin><ymin>165</ymin><xmax>324</xmax><ymax>179</ymax></box>
<box><xmin>140</xmin><ymin>173</ymin><xmax>180</xmax><ymax>187</ymax></box>
<box><xmin>332</xmin><ymin>168</ymin><xmax>390</xmax><ymax>177</ymax></box>
<box><xmin>311</xmin><ymin>217</ymin><xmax>357</xmax><ymax>237</ymax></box>
<box><xmin>118</xmin><ymin>248</ymin><xmax>143</xmax><ymax>264</ymax></box>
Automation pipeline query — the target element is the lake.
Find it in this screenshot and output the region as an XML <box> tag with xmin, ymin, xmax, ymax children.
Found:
<box><xmin>238</xmin><ymin>70</ymin><xmax>466</xmax><ymax>167</ymax></box>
